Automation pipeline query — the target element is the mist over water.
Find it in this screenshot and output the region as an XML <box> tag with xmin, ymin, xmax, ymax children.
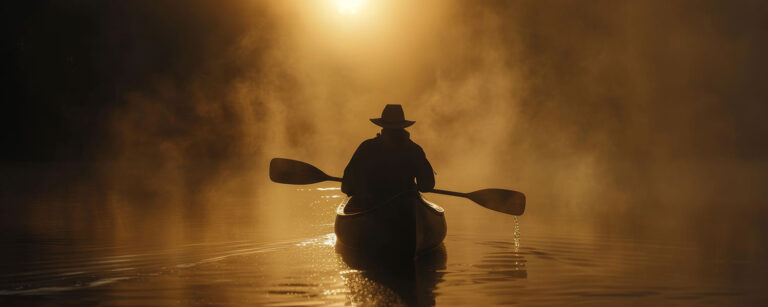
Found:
<box><xmin>2</xmin><ymin>0</ymin><xmax>768</xmax><ymax>305</ymax></box>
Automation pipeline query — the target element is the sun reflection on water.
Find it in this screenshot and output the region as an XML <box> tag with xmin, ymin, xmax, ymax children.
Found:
<box><xmin>297</xmin><ymin>233</ymin><xmax>337</xmax><ymax>247</ymax></box>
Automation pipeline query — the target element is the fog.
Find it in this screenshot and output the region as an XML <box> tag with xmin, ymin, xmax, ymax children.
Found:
<box><xmin>2</xmin><ymin>0</ymin><xmax>767</xmax><ymax>258</ymax></box>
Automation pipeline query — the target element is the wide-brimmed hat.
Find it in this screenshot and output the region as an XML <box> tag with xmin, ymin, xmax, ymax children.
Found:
<box><xmin>370</xmin><ymin>104</ymin><xmax>415</xmax><ymax>128</ymax></box>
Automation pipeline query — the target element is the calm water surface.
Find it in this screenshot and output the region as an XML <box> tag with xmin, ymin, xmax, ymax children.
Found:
<box><xmin>1</xmin><ymin>185</ymin><xmax>766</xmax><ymax>306</ymax></box>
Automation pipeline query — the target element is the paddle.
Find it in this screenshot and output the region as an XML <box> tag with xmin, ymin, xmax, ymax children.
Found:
<box><xmin>269</xmin><ymin>158</ymin><xmax>526</xmax><ymax>216</ymax></box>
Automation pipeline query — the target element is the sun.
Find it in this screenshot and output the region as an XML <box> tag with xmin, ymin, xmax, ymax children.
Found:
<box><xmin>335</xmin><ymin>0</ymin><xmax>365</xmax><ymax>15</ymax></box>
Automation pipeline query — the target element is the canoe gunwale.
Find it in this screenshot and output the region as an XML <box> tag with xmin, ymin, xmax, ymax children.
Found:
<box><xmin>336</xmin><ymin>191</ymin><xmax>445</xmax><ymax>217</ymax></box>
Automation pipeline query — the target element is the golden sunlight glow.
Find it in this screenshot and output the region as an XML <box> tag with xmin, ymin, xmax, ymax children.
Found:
<box><xmin>335</xmin><ymin>0</ymin><xmax>365</xmax><ymax>15</ymax></box>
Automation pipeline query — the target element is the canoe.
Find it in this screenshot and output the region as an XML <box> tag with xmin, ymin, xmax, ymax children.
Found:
<box><xmin>334</xmin><ymin>191</ymin><xmax>447</xmax><ymax>260</ymax></box>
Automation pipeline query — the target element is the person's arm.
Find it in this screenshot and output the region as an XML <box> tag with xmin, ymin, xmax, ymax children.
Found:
<box><xmin>415</xmin><ymin>146</ymin><xmax>435</xmax><ymax>192</ymax></box>
<box><xmin>341</xmin><ymin>143</ymin><xmax>365</xmax><ymax>196</ymax></box>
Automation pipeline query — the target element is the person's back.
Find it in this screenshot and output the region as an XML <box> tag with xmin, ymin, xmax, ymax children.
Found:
<box><xmin>342</xmin><ymin>105</ymin><xmax>434</xmax><ymax>207</ymax></box>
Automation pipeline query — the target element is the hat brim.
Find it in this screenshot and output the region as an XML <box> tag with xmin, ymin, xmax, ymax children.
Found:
<box><xmin>370</xmin><ymin>118</ymin><xmax>415</xmax><ymax>128</ymax></box>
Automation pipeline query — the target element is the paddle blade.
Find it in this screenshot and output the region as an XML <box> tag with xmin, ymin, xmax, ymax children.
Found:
<box><xmin>466</xmin><ymin>189</ymin><xmax>526</xmax><ymax>215</ymax></box>
<box><xmin>269</xmin><ymin>158</ymin><xmax>333</xmax><ymax>185</ymax></box>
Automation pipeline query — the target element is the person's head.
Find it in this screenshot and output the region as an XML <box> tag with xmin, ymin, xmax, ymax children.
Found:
<box><xmin>379</xmin><ymin>127</ymin><xmax>410</xmax><ymax>142</ymax></box>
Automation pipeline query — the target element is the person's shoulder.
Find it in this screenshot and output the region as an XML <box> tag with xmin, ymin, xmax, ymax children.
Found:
<box><xmin>407</xmin><ymin>139</ymin><xmax>426</xmax><ymax>153</ymax></box>
<box><xmin>358</xmin><ymin>135</ymin><xmax>381</xmax><ymax>147</ymax></box>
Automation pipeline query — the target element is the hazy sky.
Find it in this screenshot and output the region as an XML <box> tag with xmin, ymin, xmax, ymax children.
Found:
<box><xmin>2</xmin><ymin>0</ymin><xmax>767</xmax><ymax>248</ymax></box>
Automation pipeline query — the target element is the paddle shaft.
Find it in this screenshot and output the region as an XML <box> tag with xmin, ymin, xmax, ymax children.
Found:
<box><xmin>325</xmin><ymin>175</ymin><xmax>466</xmax><ymax>198</ymax></box>
<box><xmin>430</xmin><ymin>188</ymin><xmax>468</xmax><ymax>198</ymax></box>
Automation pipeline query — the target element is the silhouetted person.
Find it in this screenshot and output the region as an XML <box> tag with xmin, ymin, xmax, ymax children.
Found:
<box><xmin>342</xmin><ymin>104</ymin><xmax>434</xmax><ymax>207</ymax></box>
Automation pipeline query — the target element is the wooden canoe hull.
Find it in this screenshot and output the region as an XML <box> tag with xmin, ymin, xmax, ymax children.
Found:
<box><xmin>334</xmin><ymin>191</ymin><xmax>447</xmax><ymax>259</ymax></box>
